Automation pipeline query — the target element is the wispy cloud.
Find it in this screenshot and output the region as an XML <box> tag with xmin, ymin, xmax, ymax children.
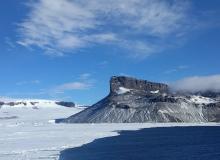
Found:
<box><xmin>5</xmin><ymin>37</ymin><xmax>16</xmax><ymax>50</ymax></box>
<box><xmin>55</xmin><ymin>82</ymin><xmax>92</xmax><ymax>91</ymax></box>
<box><xmin>170</xmin><ymin>74</ymin><xmax>220</xmax><ymax>92</ymax></box>
<box><xmin>98</xmin><ymin>60</ymin><xmax>109</xmax><ymax>69</ymax></box>
<box><xmin>2</xmin><ymin>73</ymin><xmax>94</xmax><ymax>100</ymax></box>
<box><xmin>16</xmin><ymin>80</ymin><xmax>40</xmax><ymax>86</ymax></box>
<box><xmin>17</xmin><ymin>0</ymin><xmax>194</xmax><ymax>57</ymax></box>
<box><xmin>78</xmin><ymin>73</ymin><xmax>92</xmax><ymax>81</ymax></box>
<box><xmin>53</xmin><ymin>73</ymin><xmax>94</xmax><ymax>92</ymax></box>
<box><xmin>164</xmin><ymin>65</ymin><xmax>189</xmax><ymax>74</ymax></box>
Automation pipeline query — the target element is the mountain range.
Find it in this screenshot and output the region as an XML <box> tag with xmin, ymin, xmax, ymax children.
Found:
<box><xmin>0</xmin><ymin>99</ymin><xmax>76</xmax><ymax>108</ymax></box>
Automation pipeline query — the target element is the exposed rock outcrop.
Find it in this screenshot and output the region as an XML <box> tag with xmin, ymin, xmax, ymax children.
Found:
<box><xmin>55</xmin><ymin>101</ymin><xmax>75</xmax><ymax>108</ymax></box>
<box><xmin>58</xmin><ymin>76</ymin><xmax>220</xmax><ymax>123</ymax></box>
<box><xmin>110</xmin><ymin>76</ymin><xmax>168</xmax><ymax>94</ymax></box>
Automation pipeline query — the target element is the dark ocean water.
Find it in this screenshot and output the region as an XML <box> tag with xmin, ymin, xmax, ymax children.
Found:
<box><xmin>59</xmin><ymin>126</ymin><xmax>220</xmax><ymax>160</ymax></box>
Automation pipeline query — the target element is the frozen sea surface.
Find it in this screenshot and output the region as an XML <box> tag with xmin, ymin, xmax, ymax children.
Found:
<box><xmin>1</xmin><ymin>105</ymin><xmax>220</xmax><ymax>160</ymax></box>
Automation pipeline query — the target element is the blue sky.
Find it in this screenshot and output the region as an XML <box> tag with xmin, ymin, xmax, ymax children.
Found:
<box><xmin>0</xmin><ymin>0</ymin><xmax>220</xmax><ymax>104</ymax></box>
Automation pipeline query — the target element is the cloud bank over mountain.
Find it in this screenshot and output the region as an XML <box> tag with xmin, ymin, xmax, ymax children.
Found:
<box><xmin>171</xmin><ymin>75</ymin><xmax>220</xmax><ymax>92</ymax></box>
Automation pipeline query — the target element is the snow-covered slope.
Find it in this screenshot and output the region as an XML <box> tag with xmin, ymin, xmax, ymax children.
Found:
<box><xmin>188</xmin><ymin>95</ymin><xmax>216</xmax><ymax>104</ymax></box>
<box><xmin>0</xmin><ymin>98</ymin><xmax>85</xmax><ymax>123</ymax></box>
<box><xmin>0</xmin><ymin>98</ymin><xmax>85</xmax><ymax>160</ymax></box>
<box><xmin>60</xmin><ymin>76</ymin><xmax>220</xmax><ymax>123</ymax></box>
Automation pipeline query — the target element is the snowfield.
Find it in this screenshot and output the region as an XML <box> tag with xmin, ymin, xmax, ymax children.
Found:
<box><xmin>0</xmin><ymin>101</ymin><xmax>220</xmax><ymax>160</ymax></box>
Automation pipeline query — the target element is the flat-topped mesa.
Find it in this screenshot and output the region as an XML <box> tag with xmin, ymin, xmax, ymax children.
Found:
<box><xmin>110</xmin><ymin>76</ymin><xmax>169</xmax><ymax>94</ymax></box>
<box><xmin>58</xmin><ymin>75</ymin><xmax>220</xmax><ymax>123</ymax></box>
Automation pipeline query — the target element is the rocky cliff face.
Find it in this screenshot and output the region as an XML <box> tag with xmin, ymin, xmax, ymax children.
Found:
<box><xmin>55</xmin><ymin>101</ymin><xmax>75</xmax><ymax>108</ymax></box>
<box><xmin>58</xmin><ymin>76</ymin><xmax>220</xmax><ymax>123</ymax></box>
<box><xmin>110</xmin><ymin>76</ymin><xmax>169</xmax><ymax>94</ymax></box>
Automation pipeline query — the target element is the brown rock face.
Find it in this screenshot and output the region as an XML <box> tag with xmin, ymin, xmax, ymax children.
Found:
<box><xmin>110</xmin><ymin>76</ymin><xmax>168</xmax><ymax>94</ymax></box>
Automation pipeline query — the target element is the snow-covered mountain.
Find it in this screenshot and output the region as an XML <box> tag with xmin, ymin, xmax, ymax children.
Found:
<box><xmin>0</xmin><ymin>98</ymin><xmax>77</xmax><ymax>109</ymax></box>
<box><xmin>59</xmin><ymin>76</ymin><xmax>220</xmax><ymax>123</ymax></box>
<box><xmin>0</xmin><ymin>98</ymin><xmax>86</xmax><ymax>123</ymax></box>
<box><xmin>0</xmin><ymin>98</ymin><xmax>87</xmax><ymax>123</ymax></box>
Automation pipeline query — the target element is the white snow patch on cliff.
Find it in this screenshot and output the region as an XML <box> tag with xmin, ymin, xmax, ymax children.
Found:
<box><xmin>150</xmin><ymin>90</ymin><xmax>159</xmax><ymax>94</ymax></box>
<box><xmin>116</xmin><ymin>87</ymin><xmax>131</xmax><ymax>94</ymax></box>
<box><xmin>189</xmin><ymin>96</ymin><xmax>216</xmax><ymax>104</ymax></box>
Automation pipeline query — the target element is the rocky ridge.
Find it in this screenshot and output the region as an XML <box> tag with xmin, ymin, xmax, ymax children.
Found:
<box><xmin>0</xmin><ymin>99</ymin><xmax>75</xmax><ymax>108</ymax></box>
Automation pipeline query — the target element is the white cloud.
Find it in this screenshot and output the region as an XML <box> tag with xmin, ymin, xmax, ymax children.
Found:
<box><xmin>1</xmin><ymin>74</ymin><xmax>94</xmax><ymax>100</ymax></box>
<box><xmin>55</xmin><ymin>82</ymin><xmax>91</xmax><ymax>91</ymax></box>
<box><xmin>171</xmin><ymin>75</ymin><xmax>220</xmax><ymax>92</ymax></box>
<box><xmin>17</xmin><ymin>0</ymin><xmax>193</xmax><ymax>57</ymax></box>
<box><xmin>54</xmin><ymin>73</ymin><xmax>94</xmax><ymax>91</ymax></box>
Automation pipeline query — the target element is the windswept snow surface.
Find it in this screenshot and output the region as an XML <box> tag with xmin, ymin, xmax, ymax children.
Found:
<box><xmin>0</xmin><ymin>102</ymin><xmax>220</xmax><ymax>160</ymax></box>
<box><xmin>0</xmin><ymin>102</ymin><xmax>84</xmax><ymax>160</ymax></box>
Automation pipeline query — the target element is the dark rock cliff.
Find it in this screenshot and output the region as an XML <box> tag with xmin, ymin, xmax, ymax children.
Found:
<box><xmin>110</xmin><ymin>76</ymin><xmax>168</xmax><ymax>94</ymax></box>
<box><xmin>55</xmin><ymin>101</ymin><xmax>75</xmax><ymax>108</ymax></box>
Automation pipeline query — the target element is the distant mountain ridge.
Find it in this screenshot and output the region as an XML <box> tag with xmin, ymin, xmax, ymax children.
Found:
<box><xmin>58</xmin><ymin>76</ymin><xmax>220</xmax><ymax>123</ymax></box>
<box><xmin>0</xmin><ymin>99</ymin><xmax>76</xmax><ymax>108</ymax></box>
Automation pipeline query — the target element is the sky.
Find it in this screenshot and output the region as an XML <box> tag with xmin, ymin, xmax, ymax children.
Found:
<box><xmin>0</xmin><ymin>0</ymin><xmax>220</xmax><ymax>105</ymax></box>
